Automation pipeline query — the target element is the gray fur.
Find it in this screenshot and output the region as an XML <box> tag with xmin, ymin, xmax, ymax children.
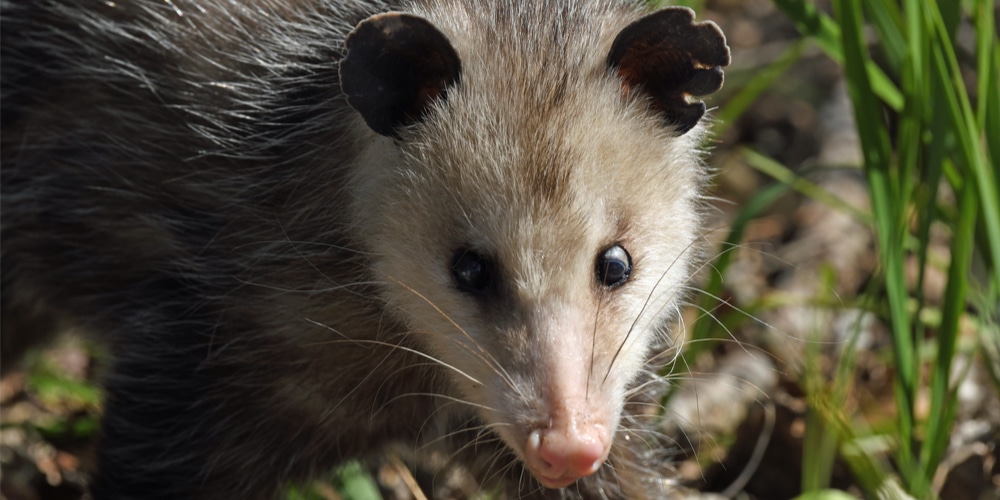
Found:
<box><xmin>1</xmin><ymin>1</ymin><xmax>725</xmax><ymax>498</ymax></box>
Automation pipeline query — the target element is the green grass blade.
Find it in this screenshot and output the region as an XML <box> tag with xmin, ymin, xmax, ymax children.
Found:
<box><xmin>976</xmin><ymin>0</ymin><xmax>999</xmax><ymax>133</ymax></box>
<box><xmin>921</xmin><ymin>177</ymin><xmax>977</xmax><ymax>481</ymax></box>
<box><xmin>925</xmin><ymin>0</ymin><xmax>1000</xmax><ymax>286</ymax></box>
<box><xmin>974</xmin><ymin>0</ymin><xmax>1000</xmax><ymax>278</ymax></box>
<box><xmin>772</xmin><ymin>0</ymin><xmax>904</xmax><ymax>110</ymax></box>
<box><xmin>863</xmin><ymin>1</ymin><xmax>906</xmax><ymax>72</ymax></box>
<box><xmin>802</xmin><ymin>407</ymin><xmax>839</xmax><ymax>492</ymax></box>
<box><xmin>801</xmin><ymin>280</ymin><xmax>845</xmax><ymax>494</ymax></box>
<box><xmin>741</xmin><ymin>148</ymin><xmax>871</xmax><ymax>225</ymax></box>
<box><xmin>833</xmin><ymin>0</ymin><xmax>920</xmax><ymax>491</ymax></box>
<box><xmin>895</xmin><ymin>0</ymin><xmax>928</xmax><ymax>320</ymax></box>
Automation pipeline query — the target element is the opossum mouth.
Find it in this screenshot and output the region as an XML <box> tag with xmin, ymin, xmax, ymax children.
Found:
<box><xmin>534</xmin><ymin>470</ymin><xmax>594</xmax><ymax>489</ymax></box>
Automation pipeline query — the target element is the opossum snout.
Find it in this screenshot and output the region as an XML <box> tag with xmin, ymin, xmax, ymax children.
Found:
<box><xmin>504</xmin><ymin>308</ymin><xmax>619</xmax><ymax>487</ymax></box>
<box><xmin>524</xmin><ymin>420</ymin><xmax>610</xmax><ymax>488</ymax></box>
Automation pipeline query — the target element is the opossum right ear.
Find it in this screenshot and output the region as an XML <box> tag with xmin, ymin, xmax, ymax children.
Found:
<box><xmin>340</xmin><ymin>13</ymin><xmax>462</xmax><ymax>138</ymax></box>
<box><xmin>607</xmin><ymin>7</ymin><xmax>730</xmax><ymax>135</ymax></box>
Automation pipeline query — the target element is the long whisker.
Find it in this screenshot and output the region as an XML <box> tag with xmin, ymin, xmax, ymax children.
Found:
<box><xmin>231</xmin><ymin>239</ymin><xmax>374</xmax><ymax>256</ymax></box>
<box><xmin>380</xmin><ymin>392</ymin><xmax>497</xmax><ymax>413</ymax></box>
<box><xmin>431</xmin><ymin>418</ymin><xmax>519</xmax><ymax>491</ymax></box>
<box><xmin>609</xmin><ymin>236</ymin><xmax>781</xmax><ymax>382</ymax></box>
<box><xmin>289</xmin><ymin>322</ymin><xmax>416</xmax><ymax>426</ymax></box>
<box><xmin>416</xmin><ymin>415</ymin><xmax>505</xmax><ymax>453</ymax></box>
<box><xmin>720</xmin><ymin>400</ymin><xmax>775</xmax><ymax>498</ymax></box>
<box><xmin>686</xmin><ymin>288</ymin><xmax>779</xmax><ymax>339</ymax></box>
<box><xmin>588</xmin><ymin>290</ymin><xmax>603</xmax><ymax>398</ymax></box>
<box><xmin>604</xmin><ymin>232</ymin><xmax>705</xmax><ymax>383</ymax></box>
<box><xmin>383</xmin><ymin>274</ymin><xmax>525</xmax><ymax>400</ymax></box>
<box><xmin>630</xmin><ymin>235</ymin><xmax>759</xmax><ymax>336</ymax></box>
<box><xmin>234</xmin><ymin>276</ymin><xmax>384</xmax><ymax>294</ymax></box>
<box><xmin>678</xmin><ymin>300</ymin><xmax>755</xmax><ymax>358</ymax></box>
<box><xmin>481</xmin><ymin>452</ymin><xmax>519</xmax><ymax>492</ymax></box>
<box><xmin>303</xmin><ymin>320</ymin><xmax>484</xmax><ymax>386</ymax></box>
<box><xmin>369</xmin><ymin>361</ymin><xmax>491</xmax><ymax>420</ymax></box>
<box><xmin>274</xmin><ymin>216</ymin><xmax>349</xmax><ymax>293</ymax></box>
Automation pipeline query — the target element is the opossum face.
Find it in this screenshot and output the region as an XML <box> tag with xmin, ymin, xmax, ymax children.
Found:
<box><xmin>341</xmin><ymin>5</ymin><xmax>728</xmax><ymax>488</ymax></box>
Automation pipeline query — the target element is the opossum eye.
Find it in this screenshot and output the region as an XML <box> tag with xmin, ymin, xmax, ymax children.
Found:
<box><xmin>451</xmin><ymin>249</ymin><xmax>493</xmax><ymax>294</ymax></box>
<box><xmin>597</xmin><ymin>245</ymin><xmax>632</xmax><ymax>288</ymax></box>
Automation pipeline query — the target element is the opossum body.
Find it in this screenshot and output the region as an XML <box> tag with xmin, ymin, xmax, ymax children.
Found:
<box><xmin>0</xmin><ymin>0</ymin><xmax>729</xmax><ymax>498</ymax></box>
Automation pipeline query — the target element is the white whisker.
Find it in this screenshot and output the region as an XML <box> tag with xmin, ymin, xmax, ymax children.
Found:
<box><xmin>304</xmin><ymin>319</ymin><xmax>484</xmax><ymax>386</ymax></box>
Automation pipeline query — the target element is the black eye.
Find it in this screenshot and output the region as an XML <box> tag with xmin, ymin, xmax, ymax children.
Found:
<box><xmin>451</xmin><ymin>249</ymin><xmax>493</xmax><ymax>294</ymax></box>
<box><xmin>596</xmin><ymin>245</ymin><xmax>632</xmax><ymax>288</ymax></box>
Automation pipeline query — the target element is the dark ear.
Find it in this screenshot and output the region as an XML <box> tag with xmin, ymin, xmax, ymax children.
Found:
<box><xmin>607</xmin><ymin>7</ymin><xmax>730</xmax><ymax>135</ymax></box>
<box><xmin>340</xmin><ymin>13</ymin><xmax>461</xmax><ymax>137</ymax></box>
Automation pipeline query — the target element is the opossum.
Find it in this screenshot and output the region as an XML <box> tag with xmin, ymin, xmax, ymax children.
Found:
<box><xmin>0</xmin><ymin>0</ymin><xmax>730</xmax><ymax>498</ymax></box>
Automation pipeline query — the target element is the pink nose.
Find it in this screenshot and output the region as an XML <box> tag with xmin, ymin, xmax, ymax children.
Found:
<box><xmin>524</xmin><ymin>423</ymin><xmax>610</xmax><ymax>488</ymax></box>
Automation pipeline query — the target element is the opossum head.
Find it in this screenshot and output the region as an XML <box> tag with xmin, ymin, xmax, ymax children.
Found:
<box><xmin>340</xmin><ymin>3</ymin><xmax>729</xmax><ymax>489</ymax></box>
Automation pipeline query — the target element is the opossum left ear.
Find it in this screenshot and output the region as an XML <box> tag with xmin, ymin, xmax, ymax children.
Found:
<box><xmin>607</xmin><ymin>7</ymin><xmax>730</xmax><ymax>135</ymax></box>
<box><xmin>340</xmin><ymin>13</ymin><xmax>462</xmax><ymax>138</ymax></box>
